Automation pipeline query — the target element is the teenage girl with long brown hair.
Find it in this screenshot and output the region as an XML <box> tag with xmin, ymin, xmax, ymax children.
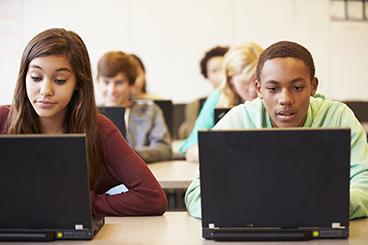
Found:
<box><xmin>0</xmin><ymin>28</ymin><xmax>167</xmax><ymax>216</ymax></box>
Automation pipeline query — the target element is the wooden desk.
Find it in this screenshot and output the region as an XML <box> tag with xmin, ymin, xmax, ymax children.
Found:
<box><xmin>108</xmin><ymin>159</ymin><xmax>197</xmax><ymax>210</ymax></box>
<box><xmin>10</xmin><ymin>212</ymin><xmax>368</xmax><ymax>244</ymax></box>
<box><xmin>148</xmin><ymin>160</ymin><xmax>198</xmax><ymax>189</ymax></box>
<box><xmin>99</xmin><ymin>213</ymin><xmax>368</xmax><ymax>245</ymax></box>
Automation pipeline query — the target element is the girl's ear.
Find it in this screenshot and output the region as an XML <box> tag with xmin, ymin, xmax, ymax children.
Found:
<box><xmin>228</xmin><ymin>76</ymin><xmax>233</xmax><ymax>86</ymax></box>
<box><xmin>255</xmin><ymin>80</ymin><xmax>263</xmax><ymax>99</ymax></box>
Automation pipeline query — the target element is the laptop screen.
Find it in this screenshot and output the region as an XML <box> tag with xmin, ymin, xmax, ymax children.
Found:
<box><xmin>214</xmin><ymin>107</ymin><xmax>231</xmax><ymax>125</ymax></box>
<box><xmin>154</xmin><ymin>100</ymin><xmax>173</xmax><ymax>137</ymax></box>
<box><xmin>199</xmin><ymin>128</ymin><xmax>350</xmax><ymax>236</ymax></box>
<box><xmin>98</xmin><ymin>106</ymin><xmax>126</xmax><ymax>138</ymax></box>
<box><xmin>0</xmin><ymin>135</ymin><xmax>92</xmax><ymax>230</ymax></box>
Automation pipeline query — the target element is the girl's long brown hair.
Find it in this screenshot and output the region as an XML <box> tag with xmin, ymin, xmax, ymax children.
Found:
<box><xmin>7</xmin><ymin>28</ymin><xmax>102</xmax><ymax>188</ymax></box>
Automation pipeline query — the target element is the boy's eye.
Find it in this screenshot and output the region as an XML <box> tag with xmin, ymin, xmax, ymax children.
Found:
<box><xmin>55</xmin><ymin>79</ymin><xmax>67</xmax><ymax>85</ymax></box>
<box><xmin>31</xmin><ymin>76</ymin><xmax>42</xmax><ymax>82</ymax></box>
<box><xmin>267</xmin><ymin>87</ymin><xmax>278</xmax><ymax>92</ymax></box>
<box><xmin>294</xmin><ymin>86</ymin><xmax>304</xmax><ymax>91</ymax></box>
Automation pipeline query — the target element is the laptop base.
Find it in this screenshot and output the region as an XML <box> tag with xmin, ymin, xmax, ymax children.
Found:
<box><xmin>203</xmin><ymin>227</ymin><xmax>349</xmax><ymax>241</ymax></box>
<box><xmin>0</xmin><ymin>217</ymin><xmax>105</xmax><ymax>241</ymax></box>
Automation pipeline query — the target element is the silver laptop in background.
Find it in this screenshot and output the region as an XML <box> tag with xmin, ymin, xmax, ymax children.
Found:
<box><xmin>199</xmin><ymin>128</ymin><xmax>350</xmax><ymax>241</ymax></box>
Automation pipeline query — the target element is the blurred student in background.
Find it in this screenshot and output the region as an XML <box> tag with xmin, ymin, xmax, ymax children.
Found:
<box><xmin>178</xmin><ymin>46</ymin><xmax>229</xmax><ymax>139</ymax></box>
<box><xmin>179</xmin><ymin>42</ymin><xmax>263</xmax><ymax>162</ymax></box>
<box><xmin>97</xmin><ymin>51</ymin><xmax>172</xmax><ymax>163</ymax></box>
<box><xmin>130</xmin><ymin>54</ymin><xmax>163</xmax><ymax>100</ymax></box>
<box><xmin>201</xmin><ymin>46</ymin><xmax>230</xmax><ymax>89</ymax></box>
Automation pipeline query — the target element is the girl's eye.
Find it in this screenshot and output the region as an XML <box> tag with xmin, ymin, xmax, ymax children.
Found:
<box><xmin>31</xmin><ymin>76</ymin><xmax>42</xmax><ymax>82</ymax></box>
<box><xmin>55</xmin><ymin>79</ymin><xmax>67</xmax><ymax>85</ymax></box>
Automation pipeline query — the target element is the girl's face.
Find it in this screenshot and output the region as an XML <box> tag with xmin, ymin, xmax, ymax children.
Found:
<box><xmin>26</xmin><ymin>55</ymin><xmax>77</xmax><ymax>124</ymax></box>
<box><xmin>230</xmin><ymin>73</ymin><xmax>258</xmax><ymax>102</ymax></box>
<box><xmin>206</xmin><ymin>56</ymin><xmax>224</xmax><ymax>89</ymax></box>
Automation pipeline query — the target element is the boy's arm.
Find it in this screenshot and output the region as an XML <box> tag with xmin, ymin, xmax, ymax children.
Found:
<box><xmin>350</xmin><ymin>171</ymin><xmax>368</xmax><ymax>219</ymax></box>
<box><xmin>184</xmin><ymin>167</ymin><xmax>202</xmax><ymax>219</ymax></box>
<box><xmin>134</xmin><ymin>104</ymin><xmax>172</xmax><ymax>163</ymax></box>
<box><xmin>341</xmin><ymin>107</ymin><xmax>368</xmax><ymax>219</ymax></box>
<box><xmin>348</xmin><ymin>118</ymin><xmax>368</xmax><ymax>219</ymax></box>
<box><xmin>184</xmin><ymin>102</ymin><xmax>262</xmax><ymax>218</ymax></box>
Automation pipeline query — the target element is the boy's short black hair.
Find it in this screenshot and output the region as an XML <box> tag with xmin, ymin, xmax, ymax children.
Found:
<box><xmin>200</xmin><ymin>46</ymin><xmax>229</xmax><ymax>78</ymax></box>
<box><xmin>256</xmin><ymin>41</ymin><xmax>315</xmax><ymax>82</ymax></box>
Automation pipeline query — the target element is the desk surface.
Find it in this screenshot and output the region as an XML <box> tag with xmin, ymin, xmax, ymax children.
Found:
<box><xmin>12</xmin><ymin>212</ymin><xmax>368</xmax><ymax>245</ymax></box>
<box><xmin>148</xmin><ymin>160</ymin><xmax>198</xmax><ymax>189</ymax></box>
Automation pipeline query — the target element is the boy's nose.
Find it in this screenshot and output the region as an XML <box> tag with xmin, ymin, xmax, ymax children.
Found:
<box><xmin>279</xmin><ymin>90</ymin><xmax>293</xmax><ymax>105</ymax></box>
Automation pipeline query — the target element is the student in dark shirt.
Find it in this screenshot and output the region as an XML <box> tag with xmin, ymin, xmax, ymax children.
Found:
<box><xmin>0</xmin><ymin>28</ymin><xmax>167</xmax><ymax>216</ymax></box>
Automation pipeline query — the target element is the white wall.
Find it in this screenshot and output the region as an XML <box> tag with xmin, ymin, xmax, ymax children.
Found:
<box><xmin>1</xmin><ymin>0</ymin><xmax>368</xmax><ymax>106</ymax></box>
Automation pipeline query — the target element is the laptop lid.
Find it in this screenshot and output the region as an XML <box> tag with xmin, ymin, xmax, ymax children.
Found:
<box><xmin>154</xmin><ymin>100</ymin><xmax>173</xmax><ymax>137</ymax></box>
<box><xmin>0</xmin><ymin>134</ymin><xmax>104</xmax><ymax>241</ymax></box>
<box><xmin>214</xmin><ymin>107</ymin><xmax>231</xmax><ymax>125</ymax></box>
<box><xmin>98</xmin><ymin>106</ymin><xmax>126</xmax><ymax>138</ymax></box>
<box><xmin>343</xmin><ymin>101</ymin><xmax>368</xmax><ymax>122</ymax></box>
<box><xmin>199</xmin><ymin>128</ymin><xmax>350</xmax><ymax>241</ymax></box>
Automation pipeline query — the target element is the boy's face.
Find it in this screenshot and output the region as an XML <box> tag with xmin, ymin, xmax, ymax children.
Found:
<box><xmin>256</xmin><ymin>57</ymin><xmax>318</xmax><ymax>128</ymax></box>
<box><xmin>98</xmin><ymin>71</ymin><xmax>132</xmax><ymax>107</ymax></box>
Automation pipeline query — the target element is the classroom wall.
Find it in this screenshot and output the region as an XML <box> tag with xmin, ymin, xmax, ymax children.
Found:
<box><xmin>1</xmin><ymin>0</ymin><xmax>368</xmax><ymax>106</ymax></box>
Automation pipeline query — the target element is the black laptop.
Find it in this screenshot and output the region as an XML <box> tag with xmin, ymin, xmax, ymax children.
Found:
<box><xmin>198</xmin><ymin>128</ymin><xmax>350</xmax><ymax>241</ymax></box>
<box><xmin>214</xmin><ymin>107</ymin><xmax>232</xmax><ymax>124</ymax></box>
<box><xmin>0</xmin><ymin>134</ymin><xmax>105</xmax><ymax>241</ymax></box>
<box><xmin>98</xmin><ymin>106</ymin><xmax>126</xmax><ymax>138</ymax></box>
<box><xmin>154</xmin><ymin>100</ymin><xmax>173</xmax><ymax>137</ymax></box>
<box><xmin>343</xmin><ymin>101</ymin><xmax>368</xmax><ymax>122</ymax></box>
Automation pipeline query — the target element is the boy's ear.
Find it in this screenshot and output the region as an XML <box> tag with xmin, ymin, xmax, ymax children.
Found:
<box><xmin>310</xmin><ymin>77</ymin><xmax>319</xmax><ymax>96</ymax></box>
<box><xmin>255</xmin><ymin>80</ymin><xmax>263</xmax><ymax>99</ymax></box>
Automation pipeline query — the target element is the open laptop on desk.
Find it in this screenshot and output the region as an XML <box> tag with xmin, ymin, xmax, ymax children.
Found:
<box><xmin>198</xmin><ymin>128</ymin><xmax>350</xmax><ymax>241</ymax></box>
<box><xmin>99</xmin><ymin>106</ymin><xmax>126</xmax><ymax>138</ymax></box>
<box><xmin>0</xmin><ymin>135</ymin><xmax>104</xmax><ymax>241</ymax></box>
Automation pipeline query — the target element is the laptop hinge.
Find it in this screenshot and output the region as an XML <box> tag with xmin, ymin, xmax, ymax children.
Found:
<box><xmin>209</xmin><ymin>230</ymin><xmax>311</xmax><ymax>241</ymax></box>
<box><xmin>0</xmin><ymin>232</ymin><xmax>54</xmax><ymax>241</ymax></box>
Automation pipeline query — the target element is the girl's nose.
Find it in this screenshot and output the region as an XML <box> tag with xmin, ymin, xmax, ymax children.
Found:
<box><xmin>40</xmin><ymin>80</ymin><xmax>54</xmax><ymax>98</ymax></box>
